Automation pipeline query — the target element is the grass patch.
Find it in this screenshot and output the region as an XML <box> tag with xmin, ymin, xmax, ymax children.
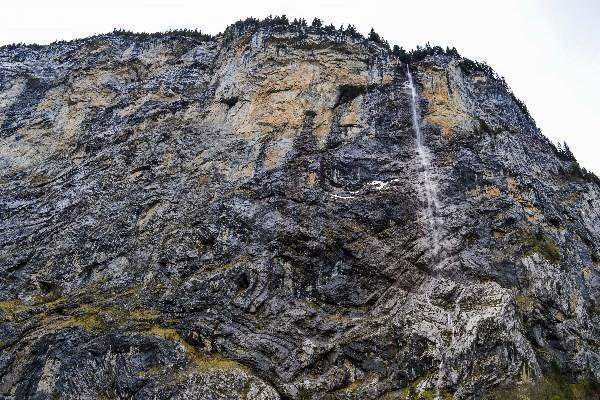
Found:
<box><xmin>137</xmin><ymin>366</ymin><xmax>162</xmax><ymax>377</ymax></box>
<box><xmin>334</xmin><ymin>373</ymin><xmax>378</xmax><ymax>394</ymax></box>
<box><xmin>52</xmin><ymin>312</ymin><xmax>104</xmax><ymax>331</ymax></box>
<box><xmin>515</xmin><ymin>294</ymin><xmax>534</xmax><ymax>313</ymax></box>
<box><xmin>145</xmin><ymin>327</ymin><xmax>244</xmax><ymax>372</ymax></box>
<box><xmin>0</xmin><ymin>299</ymin><xmax>31</xmax><ymax>320</ymax></box>
<box><xmin>524</xmin><ymin>232</ymin><xmax>561</xmax><ymax>264</ymax></box>
<box><xmin>43</xmin><ymin>304</ymin><xmax>160</xmax><ymax>332</ymax></box>
<box><xmin>30</xmin><ymin>174</ymin><xmax>51</xmax><ymax>186</ymax></box>
<box><xmin>489</xmin><ymin>372</ymin><xmax>600</xmax><ymax>400</ymax></box>
<box><xmin>475</xmin><ymin>118</ymin><xmax>512</xmax><ymax>136</ymax></box>
<box><xmin>380</xmin><ymin>370</ymin><xmax>453</xmax><ymax>400</ymax></box>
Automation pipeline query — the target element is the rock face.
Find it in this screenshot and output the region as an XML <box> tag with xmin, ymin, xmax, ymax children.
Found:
<box><xmin>1</xmin><ymin>21</ymin><xmax>600</xmax><ymax>399</ymax></box>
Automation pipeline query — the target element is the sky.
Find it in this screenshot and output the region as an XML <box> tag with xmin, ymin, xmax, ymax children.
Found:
<box><xmin>1</xmin><ymin>0</ymin><xmax>599</xmax><ymax>174</ymax></box>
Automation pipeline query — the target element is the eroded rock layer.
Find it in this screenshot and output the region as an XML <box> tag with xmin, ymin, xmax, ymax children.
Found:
<box><xmin>1</xmin><ymin>22</ymin><xmax>599</xmax><ymax>399</ymax></box>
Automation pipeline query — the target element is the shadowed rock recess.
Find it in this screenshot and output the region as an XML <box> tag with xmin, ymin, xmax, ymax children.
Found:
<box><xmin>1</xmin><ymin>19</ymin><xmax>600</xmax><ymax>400</ymax></box>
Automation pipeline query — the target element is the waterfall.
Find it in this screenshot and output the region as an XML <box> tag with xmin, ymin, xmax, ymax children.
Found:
<box><xmin>406</xmin><ymin>65</ymin><xmax>441</xmax><ymax>261</ymax></box>
<box><xmin>407</xmin><ymin>65</ymin><xmax>445</xmax><ymax>399</ymax></box>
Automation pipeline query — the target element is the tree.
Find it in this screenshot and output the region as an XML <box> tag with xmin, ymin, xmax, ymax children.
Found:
<box><xmin>271</xmin><ymin>15</ymin><xmax>289</xmax><ymax>26</ymax></box>
<box><xmin>292</xmin><ymin>18</ymin><xmax>307</xmax><ymax>27</ymax></box>
<box><xmin>392</xmin><ymin>45</ymin><xmax>409</xmax><ymax>63</ymax></box>
<box><xmin>445</xmin><ymin>46</ymin><xmax>460</xmax><ymax>57</ymax></box>
<box><xmin>311</xmin><ymin>18</ymin><xmax>322</xmax><ymax>28</ymax></box>
<box><xmin>368</xmin><ymin>28</ymin><xmax>381</xmax><ymax>43</ymax></box>
<box><xmin>557</xmin><ymin>141</ymin><xmax>576</xmax><ymax>161</ymax></box>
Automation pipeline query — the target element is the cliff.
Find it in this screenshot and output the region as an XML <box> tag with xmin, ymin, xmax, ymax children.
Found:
<box><xmin>1</xmin><ymin>20</ymin><xmax>599</xmax><ymax>399</ymax></box>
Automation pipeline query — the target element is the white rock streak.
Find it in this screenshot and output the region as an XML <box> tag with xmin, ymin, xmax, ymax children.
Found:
<box><xmin>328</xmin><ymin>178</ymin><xmax>402</xmax><ymax>200</ymax></box>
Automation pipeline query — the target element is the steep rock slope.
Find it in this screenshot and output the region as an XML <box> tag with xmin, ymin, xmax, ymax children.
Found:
<box><xmin>1</xmin><ymin>21</ymin><xmax>599</xmax><ymax>399</ymax></box>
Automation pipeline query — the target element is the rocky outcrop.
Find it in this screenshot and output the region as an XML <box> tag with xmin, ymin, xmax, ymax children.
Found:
<box><xmin>1</xmin><ymin>21</ymin><xmax>599</xmax><ymax>399</ymax></box>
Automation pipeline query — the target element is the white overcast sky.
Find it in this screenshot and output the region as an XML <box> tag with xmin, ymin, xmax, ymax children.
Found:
<box><xmin>2</xmin><ymin>0</ymin><xmax>599</xmax><ymax>174</ymax></box>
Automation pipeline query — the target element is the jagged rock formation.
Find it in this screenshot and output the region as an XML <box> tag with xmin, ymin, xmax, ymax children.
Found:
<box><xmin>1</xmin><ymin>20</ymin><xmax>600</xmax><ymax>399</ymax></box>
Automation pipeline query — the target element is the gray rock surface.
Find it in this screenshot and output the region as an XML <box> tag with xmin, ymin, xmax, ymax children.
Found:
<box><xmin>1</xmin><ymin>21</ymin><xmax>599</xmax><ymax>399</ymax></box>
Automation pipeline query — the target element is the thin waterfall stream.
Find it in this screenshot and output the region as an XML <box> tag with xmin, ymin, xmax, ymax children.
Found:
<box><xmin>406</xmin><ymin>65</ymin><xmax>441</xmax><ymax>261</ymax></box>
<box><xmin>407</xmin><ymin>65</ymin><xmax>445</xmax><ymax>400</ymax></box>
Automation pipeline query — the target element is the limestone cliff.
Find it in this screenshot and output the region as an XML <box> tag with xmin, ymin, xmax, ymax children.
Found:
<box><xmin>1</xmin><ymin>20</ymin><xmax>599</xmax><ymax>399</ymax></box>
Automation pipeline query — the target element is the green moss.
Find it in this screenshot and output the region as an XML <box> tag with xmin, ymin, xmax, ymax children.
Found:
<box><xmin>145</xmin><ymin>327</ymin><xmax>245</xmax><ymax>372</ymax></box>
<box><xmin>96</xmin><ymin>389</ymin><xmax>119</xmax><ymax>400</ymax></box>
<box><xmin>188</xmin><ymin>255</ymin><xmax>253</xmax><ymax>279</ymax></box>
<box><xmin>48</xmin><ymin>304</ymin><xmax>109</xmax><ymax>330</ymax></box>
<box><xmin>128</xmin><ymin>308</ymin><xmax>159</xmax><ymax>322</ymax></box>
<box><xmin>524</xmin><ymin>232</ymin><xmax>561</xmax><ymax>264</ymax></box>
<box><xmin>4</xmin><ymin>286</ymin><xmax>162</xmax><ymax>338</ymax></box>
<box><xmin>475</xmin><ymin>118</ymin><xmax>512</xmax><ymax>136</ymax></box>
<box><xmin>43</xmin><ymin>304</ymin><xmax>159</xmax><ymax>332</ymax></box>
<box><xmin>209</xmin><ymin>261</ymin><xmax>237</xmax><ymax>273</ymax></box>
<box><xmin>297</xmin><ymin>387</ymin><xmax>314</xmax><ymax>400</ymax></box>
<box><xmin>52</xmin><ymin>313</ymin><xmax>104</xmax><ymax>331</ymax></box>
<box><xmin>489</xmin><ymin>373</ymin><xmax>600</xmax><ymax>400</ymax></box>
<box><xmin>382</xmin><ymin>370</ymin><xmax>453</xmax><ymax>400</ymax></box>
<box><xmin>515</xmin><ymin>294</ymin><xmax>534</xmax><ymax>312</ymax></box>
<box><xmin>464</xmin><ymin>230</ymin><xmax>480</xmax><ymax>246</ymax></box>
<box><xmin>0</xmin><ymin>299</ymin><xmax>29</xmax><ymax>312</ymax></box>
<box><xmin>0</xmin><ymin>299</ymin><xmax>30</xmax><ymax>320</ymax></box>
<box><xmin>334</xmin><ymin>373</ymin><xmax>379</xmax><ymax>394</ymax></box>
<box><xmin>30</xmin><ymin>174</ymin><xmax>51</xmax><ymax>186</ymax></box>
<box><xmin>33</xmin><ymin>292</ymin><xmax>66</xmax><ymax>308</ymax></box>
<box><xmin>137</xmin><ymin>366</ymin><xmax>162</xmax><ymax>377</ymax></box>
